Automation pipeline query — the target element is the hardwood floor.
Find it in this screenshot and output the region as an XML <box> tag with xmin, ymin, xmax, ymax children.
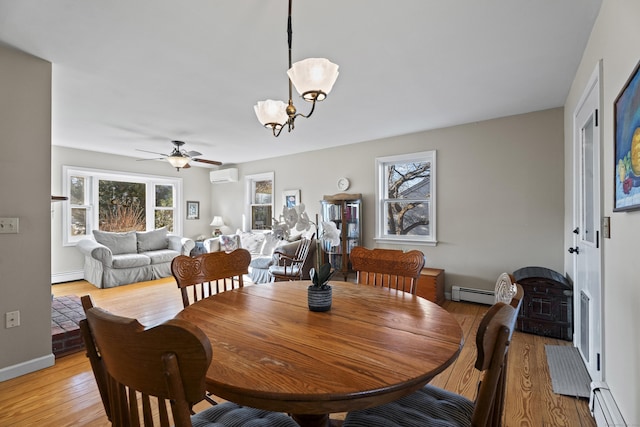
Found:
<box><xmin>0</xmin><ymin>278</ymin><xmax>596</xmax><ymax>426</ymax></box>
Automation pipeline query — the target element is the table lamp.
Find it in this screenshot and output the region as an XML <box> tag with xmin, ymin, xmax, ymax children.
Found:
<box><xmin>210</xmin><ymin>216</ymin><xmax>225</xmax><ymax>236</ymax></box>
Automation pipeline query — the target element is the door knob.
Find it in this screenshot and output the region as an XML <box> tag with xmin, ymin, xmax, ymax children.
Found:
<box><xmin>568</xmin><ymin>247</ymin><xmax>580</xmax><ymax>254</ymax></box>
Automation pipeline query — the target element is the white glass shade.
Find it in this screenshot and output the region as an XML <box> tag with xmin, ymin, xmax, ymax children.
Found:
<box><xmin>166</xmin><ymin>155</ymin><xmax>190</xmax><ymax>168</ymax></box>
<box><xmin>210</xmin><ymin>216</ymin><xmax>225</xmax><ymax>227</ymax></box>
<box><xmin>254</xmin><ymin>99</ymin><xmax>288</xmax><ymax>126</ymax></box>
<box><xmin>287</xmin><ymin>58</ymin><xmax>339</xmax><ymax>100</ymax></box>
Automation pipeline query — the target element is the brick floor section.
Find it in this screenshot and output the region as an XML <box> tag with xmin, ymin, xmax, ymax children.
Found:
<box><xmin>51</xmin><ymin>295</ymin><xmax>85</xmax><ymax>358</ymax></box>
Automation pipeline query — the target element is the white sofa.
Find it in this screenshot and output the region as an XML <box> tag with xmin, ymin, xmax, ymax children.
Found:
<box><xmin>204</xmin><ymin>229</ymin><xmax>315</xmax><ymax>284</ymax></box>
<box><xmin>77</xmin><ymin>228</ymin><xmax>194</xmax><ymax>288</ymax></box>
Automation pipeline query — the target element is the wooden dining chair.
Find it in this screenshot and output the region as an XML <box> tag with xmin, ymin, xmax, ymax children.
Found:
<box><xmin>349</xmin><ymin>246</ymin><xmax>425</xmax><ymax>294</ymax></box>
<box><xmin>79</xmin><ymin>295</ymin><xmax>300</xmax><ymax>427</ymax></box>
<box><xmin>268</xmin><ymin>235</ymin><xmax>314</xmax><ymax>282</ymax></box>
<box><xmin>343</xmin><ymin>298</ymin><xmax>522</xmax><ymax>427</ymax></box>
<box><xmin>171</xmin><ymin>249</ymin><xmax>251</xmax><ymax>308</ymax></box>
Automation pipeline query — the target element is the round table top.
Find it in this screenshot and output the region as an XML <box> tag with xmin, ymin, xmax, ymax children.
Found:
<box><xmin>175</xmin><ymin>280</ymin><xmax>463</xmax><ymax>415</ymax></box>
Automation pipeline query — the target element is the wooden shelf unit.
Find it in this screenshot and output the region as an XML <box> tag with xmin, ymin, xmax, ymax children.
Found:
<box><xmin>320</xmin><ymin>193</ymin><xmax>362</xmax><ymax>281</ymax></box>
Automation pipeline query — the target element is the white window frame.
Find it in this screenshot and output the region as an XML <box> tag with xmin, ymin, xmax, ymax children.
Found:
<box><xmin>374</xmin><ymin>150</ymin><xmax>437</xmax><ymax>245</ymax></box>
<box><xmin>62</xmin><ymin>166</ymin><xmax>183</xmax><ymax>246</ymax></box>
<box><xmin>244</xmin><ymin>172</ymin><xmax>274</xmax><ymax>232</ymax></box>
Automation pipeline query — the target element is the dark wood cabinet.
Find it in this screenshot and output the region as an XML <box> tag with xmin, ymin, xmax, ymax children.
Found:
<box><xmin>320</xmin><ymin>193</ymin><xmax>362</xmax><ymax>280</ymax></box>
<box><xmin>513</xmin><ymin>266</ymin><xmax>573</xmax><ymax>341</ymax></box>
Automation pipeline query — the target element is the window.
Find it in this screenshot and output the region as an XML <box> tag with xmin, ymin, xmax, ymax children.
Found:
<box><xmin>375</xmin><ymin>150</ymin><xmax>436</xmax><ymax>245</ymax></box>
<box><xmin>245</xmin><ymin>172</ymin><xmax>274</xmax><ymax>231</ymax></box>
<box><xmin>63</xmin><ymin>166</ymin><xmax>182</xmax><ymax>245</ymax></box>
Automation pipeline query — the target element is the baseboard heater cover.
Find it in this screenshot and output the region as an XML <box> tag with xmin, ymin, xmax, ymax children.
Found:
<box><xmin>590</xmin><ymin>382</ymin><xmax>626</xmax><ymax>426</ymax></box>
<box><xmin>451</xmin><ymin>286</ymin><xmax>494</xmax><ymax>305</ymax></box>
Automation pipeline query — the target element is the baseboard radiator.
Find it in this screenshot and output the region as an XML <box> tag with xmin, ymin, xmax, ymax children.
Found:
<box><xmin>590</xmin><ymin>382</ymin><xmax>626</xmax><ymax>426</ymax></box>
<box><xmin>451</xmin><ymin>286</ymin><xmax>494</xmax><ymax>305</ymax></box>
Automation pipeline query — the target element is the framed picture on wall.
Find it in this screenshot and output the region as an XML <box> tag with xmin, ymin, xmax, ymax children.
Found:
<box><xmin>614</xmin><ymin>59</ymin><xmax>640</xmax><ymax>211</ymax></box>
<box><xmin>186</xmin><ymin>201</ymin><xmax>200</xmax><ymax>220</ymax></box>
<box><xmin>283</xmin><ymin>189</ymin><xmax>301</xmax><ymax>208</ymax></box>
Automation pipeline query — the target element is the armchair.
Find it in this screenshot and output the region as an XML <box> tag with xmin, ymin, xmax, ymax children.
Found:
<box><xmin>268</xmin><ymin>235</ymin><xmax>315</xmax><ymax>281</ymax></box>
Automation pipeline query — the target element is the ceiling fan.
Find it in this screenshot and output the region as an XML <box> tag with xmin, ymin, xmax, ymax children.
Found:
<box><xmin>137</xmin><ymin>140</ymin><xmax>222</xmax><ymax>171</ymax></box>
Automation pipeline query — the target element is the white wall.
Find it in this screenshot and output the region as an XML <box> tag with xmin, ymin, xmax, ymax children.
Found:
<box><xmin>563</xmin><ymin>0</ymin><xmax>639</xmax><ymax>423</ymax></box>
<box><xmin>0</xmin><ymin>45</ymin><xmax>53</xmax><ymax>378</ymax></box>
<box><xmin>51</xmin><ymin>146</ymin><xmax>213</xmax><ymax>281</ymax></box>
<box><xmin>213</xmin><ymin>108</ymin><xmax>565</xmax><ymax>292</ymax></box>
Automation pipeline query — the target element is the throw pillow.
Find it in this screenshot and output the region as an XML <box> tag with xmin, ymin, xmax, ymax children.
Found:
<box><xmin>220</xmin><ymin>234</ymin><xmax>240</xmax><ymax>252</ymax></box>
<box><xmin>237</xmin><ymin>230</ymin><xmax>266</xmax><ymax>254</ymax></box>
<box><xmin>136</xmin><ymin>227</ymin><xmax>168</xmax><ymax>252</ymax></box>
<box><xmin>260</xmin><ymin>233</ymin><xmax>281</xmax><ymax>256</ymax></box>
<box><xmin>93</xmin><ymin>230</ymin><xmax>137</xmax><ymax>255</ymax></box>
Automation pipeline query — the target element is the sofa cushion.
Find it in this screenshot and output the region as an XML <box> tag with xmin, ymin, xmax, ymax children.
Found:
<box><xmin>93</xmin><ymin>230</ymin><xmax>137</xmax><ymax>255</ymax></box>
<box><xmin>220</xmin><ymin>234</ymin><xmax>240</xmax><ymax>252</ymax></box>
<box><xmin>142</xmin><ymin>249</ymin><xmax>180</xmax><ymax>265</ymax></box>
<box><xmin>250</xmin><ymin>256</ymin><xmax>275</xmax><ymax>270</ymax></box>
<box><xmin>136</xmin><ymin>227</ymin><xmax>169</xmax><ymax>252</ymax></box>
<box><xmin>237</xmin><ymin>230</ymin><xmax>266</xmax><ymax>254</ymax></box>
<box><xmin>260</xmin><ymin>233</ymin><xmax>282</xmax><ymax>256</ymax></box>
<box><xmin>112</xmin><ymin>253</ymin><xmax>151</xmax><ymax>268</ymax></box>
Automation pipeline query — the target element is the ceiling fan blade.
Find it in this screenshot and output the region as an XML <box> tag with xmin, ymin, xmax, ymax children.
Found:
<box><xmin>186</xmin><ymin>150</ymin><xmax>202</xmax><ymax>157</ymax></box>
<box><xmin>192</xmin><ymin>158</ymin><xmax>223</xmax><ymax>166</ymax></box>
<box><xmin>136</xmin><ymin>148</ymin><xmax>168</xmax><ymax>156</ymax></box>
<box><xmin>136</xmin><ymin>157</ymin><xmax>165</xmax><ymax>161</ymax></box>
<box><xmin>182</xmin><ymin>163</ymin><xmax>192</xmax><ymax>169</ymax></box>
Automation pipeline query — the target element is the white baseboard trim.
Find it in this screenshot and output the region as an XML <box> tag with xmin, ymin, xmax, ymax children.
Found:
<box><xmin>51</xmin><ymin>270</ymin><xmax>84</xmax><ymax>284</ymax></box>
<box><xmin>0</xmin><ymin>353</ymin><xmax>55</xmax><ymax>382</ymax></box>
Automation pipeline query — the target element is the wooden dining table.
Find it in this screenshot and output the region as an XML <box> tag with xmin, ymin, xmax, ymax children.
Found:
<box><xmin>175</xmin><ymin>280</ymin><xmax>464</xmax><ymax>427</ymax></box>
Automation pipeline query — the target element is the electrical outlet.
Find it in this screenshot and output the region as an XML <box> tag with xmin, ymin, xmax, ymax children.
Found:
<box><xmin>6</xmin><ymin>311</ymin><xmax>20</xmax><ymax>328</ymax></box>
<box><xmin>0</xmin><ymin>218</ymin><xmax>19</xmax><ymax>234</ymax></box>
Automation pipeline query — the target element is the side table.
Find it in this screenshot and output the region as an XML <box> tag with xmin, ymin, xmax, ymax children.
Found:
<box><xmin>416</xmin><ymin>268</ymin><xmax>445</xmax><ymax>306</ymax></box>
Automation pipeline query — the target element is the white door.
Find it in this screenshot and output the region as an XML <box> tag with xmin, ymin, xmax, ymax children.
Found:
<box><xmin>572</xmin><ymin>63</ymin><xmax>603</xmax><ymax>382</ymax></box>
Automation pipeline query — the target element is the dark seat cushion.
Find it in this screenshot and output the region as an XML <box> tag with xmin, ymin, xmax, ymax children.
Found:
<box><xmin>191</xmin><ymin>402</ymin><xmax>300</xmax><ymax>427</ymax></box>
<box><xmin>343</xmin><ymin>385</ymin><xmax>474</xmax><ymax>427</ymax></box>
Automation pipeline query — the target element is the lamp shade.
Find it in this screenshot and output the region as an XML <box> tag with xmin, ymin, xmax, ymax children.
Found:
<box><xmin>254</xmin><ymin>99</ymin><xmax>288</xmax><ymax>126</ymax></box>
<box><xmin>166</xmin><ymin>155</ymin><xmax>190</xmax><ymax>168</ymax></box>
<box><xmin>210</xmin><ymin>216</ymin><xmax>225</xmax><ymax>227</ymax></box>
<box><xmin>287</xmin><ymin>58</ymin><xmax>339</xmax><ymax>101</ymax></box>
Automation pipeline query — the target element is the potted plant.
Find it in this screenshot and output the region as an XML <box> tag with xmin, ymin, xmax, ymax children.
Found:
<box><xmin>308</xmin><ymin>262</ymin><xmax>335</xmax><ymax>312</ymax></box>
<box><xmin>276</xmin><ymin>204</ymin><xmax>341</xmax><ymax>311</ymax></box>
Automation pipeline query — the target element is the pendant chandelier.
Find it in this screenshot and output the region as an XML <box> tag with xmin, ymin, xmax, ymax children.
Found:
<box><xmin>254</xmin><ymin>0</ymin><xmax>339</xmax><ymax>137</ymax></box>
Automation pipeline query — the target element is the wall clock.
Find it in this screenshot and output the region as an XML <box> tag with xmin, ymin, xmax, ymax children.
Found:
<box><xmin>337</xmin><ymin>177</ymin><xmax>350</xmax><ymax>191</ymax></box>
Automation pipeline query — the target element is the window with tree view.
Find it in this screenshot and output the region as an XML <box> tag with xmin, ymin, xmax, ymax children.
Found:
<box><xmin>375</xmin><ymin>150</ymin><xmax>436</xmax><ymax>244</ymax></box>
<box><xmin>63</xmin><ymin>167</ymin><xmax>182</xmax><ymax>245</ymax></box>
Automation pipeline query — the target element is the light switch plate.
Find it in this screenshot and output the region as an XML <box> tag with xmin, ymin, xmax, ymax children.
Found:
<box><xmin>0</xmin><ymin>218</ymin><xmax>19</xmax><ymax>234</ymax></box>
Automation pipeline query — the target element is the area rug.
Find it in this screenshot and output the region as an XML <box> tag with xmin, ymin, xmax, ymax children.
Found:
<box><xmin>545</xmin><ymin>345</ymin><xmax>591</xmax><ymax>398</ymax></box>
<box><xmin>51</xmin><ymin>295</ymin><xmax>86</xmax><ymax>358</ymax></box>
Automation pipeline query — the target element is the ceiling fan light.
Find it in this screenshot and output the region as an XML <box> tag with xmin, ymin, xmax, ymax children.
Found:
<box><xmin>254</xmin><ymin>99</ymin><xmax>288</xmax><ymax>126</ymax></box>
<box><xmin>166</xmin><ymin>155</ymin><xmax>190</xmax><ymax>168</ymax></box>
<box><xmin>287</xmin><ymin>58</ymin><xmax>339</xmax><ymax>101</ymax></box>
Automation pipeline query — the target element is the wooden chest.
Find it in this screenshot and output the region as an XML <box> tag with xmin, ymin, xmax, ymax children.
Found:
<box><xmin>513</xmin><ymin>266</ymin><xmax>573</xmax><ymax>341</ymax></box>
<box><xmin>416</xmin><ymin>268</ymin><xmax>445</xmax><ymax>306</ymax></box>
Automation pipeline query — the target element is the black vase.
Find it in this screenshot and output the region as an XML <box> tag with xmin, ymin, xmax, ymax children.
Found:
<box><xmin>307</xmin><ymin>284</ymin><xmax>332</xmax><ymax>312</ymax></box>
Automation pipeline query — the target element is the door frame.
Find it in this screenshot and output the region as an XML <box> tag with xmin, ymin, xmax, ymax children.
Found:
<box><xmin>572</xmin><ymin>60</ymin><xmax>603</xmax><ymax>382</ymax></box>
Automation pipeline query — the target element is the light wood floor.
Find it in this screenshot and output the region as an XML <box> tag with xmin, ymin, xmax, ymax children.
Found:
<box><xmin>0</xmin><ymin>278</ymin><xmax>596</xmax><ymax>426</ymax></box>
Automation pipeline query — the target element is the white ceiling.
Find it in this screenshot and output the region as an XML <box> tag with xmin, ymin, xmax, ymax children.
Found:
<box><xmin>0</xmin><ymin>0</ymin><xmax>601</xmax><ymax>167</ymax></box>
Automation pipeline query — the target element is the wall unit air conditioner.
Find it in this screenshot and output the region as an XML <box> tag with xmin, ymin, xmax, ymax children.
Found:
<box><xmin>210</xmin><ymin>168</ymin><xmax>238</xmax><ymax>183</ymax></box>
